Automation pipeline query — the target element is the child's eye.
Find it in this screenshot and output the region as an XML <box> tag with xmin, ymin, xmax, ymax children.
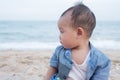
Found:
<box><xmin>60</xmin><ymin>30</ymin><xmax>64</xmax><ymax>33</ymax></box>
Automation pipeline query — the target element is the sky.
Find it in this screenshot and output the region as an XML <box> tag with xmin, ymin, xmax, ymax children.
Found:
<box><xmin>0</xmin><ymin>0</ymin><xmax>120</xmax><ymax>21</ymax></box>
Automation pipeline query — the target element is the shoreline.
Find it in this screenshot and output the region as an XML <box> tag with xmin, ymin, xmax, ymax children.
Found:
<box><xmin>0</xmin><ymin>49</ymin><xmax>120</xmax><ymax>80</ymax></box>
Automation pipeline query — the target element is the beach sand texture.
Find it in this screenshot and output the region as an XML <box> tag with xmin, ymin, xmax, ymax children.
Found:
<box><xmin>0</xmin><ymin>50</ymin><xmax>120</xmax><ymax>80</ymax></box>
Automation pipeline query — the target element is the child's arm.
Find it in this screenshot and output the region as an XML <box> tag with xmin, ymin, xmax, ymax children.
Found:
<box><xmin>45</xmin><ymin>66</ymin><xmax>57</xmax><ymax>80</ymax></box>
<box><xmin>45</xmin><ymin>46</ymin><xmax>62</xmax><ymax>80</ymax></box>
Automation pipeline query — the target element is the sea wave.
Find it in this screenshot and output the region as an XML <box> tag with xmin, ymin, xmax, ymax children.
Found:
<box><xmin>91</xmin><ymin>40</ymin><xmax>120</xmax><ymax>50</ymax></box>
<box><xmin>0</xmin><ymin>40</ymin><xmax>119</xmax><ymax>50</ymax></box>
<box><xmin>0</xmin><ymin>42</ymin><xmax>59</xmax><ymax>50</ymax></box>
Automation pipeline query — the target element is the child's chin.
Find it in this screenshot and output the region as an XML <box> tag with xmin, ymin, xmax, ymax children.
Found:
<box><xmin>63</xmin><ymin>45</ymin><xmax>71</xmax><ymax>49</ymax></box>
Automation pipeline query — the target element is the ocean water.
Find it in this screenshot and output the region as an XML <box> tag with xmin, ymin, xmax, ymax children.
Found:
<box><xmin>0</xmin><ymin>21</ymin><xmax>119</xmax><ymax>50</ymax></box>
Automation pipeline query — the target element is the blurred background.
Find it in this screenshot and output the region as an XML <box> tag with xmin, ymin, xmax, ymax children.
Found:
<box><xmin>0</xmin><ymin>0</ymin><xmax>120</xmax><ymax>50</ymax></box>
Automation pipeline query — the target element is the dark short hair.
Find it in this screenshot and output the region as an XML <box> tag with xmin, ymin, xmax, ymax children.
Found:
<box><xmin>61</xmin><ymin>3</ymin><xmax>96</xmax><ymax>38</ymax></box>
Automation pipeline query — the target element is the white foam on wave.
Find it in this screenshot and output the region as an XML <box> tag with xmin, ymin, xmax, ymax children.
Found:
<box><xmin>91</xmin><ymin>40</ymin><xmax>120</xmax><ymax>50</ymax></box>
<box><xmin>0</xmin><ymin>40</ymin><xmax>119</xmax><ymax>50</ymax></box>
<box><xmin>0</xmin><ymin>42</ymin><xmax>60</xmax><ymax>50</ymax></box>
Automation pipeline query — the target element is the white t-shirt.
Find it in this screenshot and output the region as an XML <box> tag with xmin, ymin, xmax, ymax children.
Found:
<box><xmin>67</xmin><ymin>52</ymin><xmax>90</xmax><ymax>80</ymax></box>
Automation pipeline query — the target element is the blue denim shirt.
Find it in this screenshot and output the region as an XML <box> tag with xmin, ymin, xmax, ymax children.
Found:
<box><xmin>50</xmin><ymin>43</ymin><xmax>111</xmax><ymax>80</ymax></box>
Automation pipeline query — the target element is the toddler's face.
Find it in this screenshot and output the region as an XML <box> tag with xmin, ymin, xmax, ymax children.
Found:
<box><xmin>57</xmin><ymin>12</ymin><xmax>79</xmax><ymax>49</ymax></box>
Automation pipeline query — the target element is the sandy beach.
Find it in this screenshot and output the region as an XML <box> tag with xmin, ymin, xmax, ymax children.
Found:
<box><xmin>0</xmin><ymin>49</ymin><xmax>120</xmax><ymax>80</ymax></box>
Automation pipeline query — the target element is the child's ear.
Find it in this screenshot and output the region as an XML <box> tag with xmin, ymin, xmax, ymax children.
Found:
<box><xmin>77</xmin><ymin>27</ymin><xmax>83</xmax><ymax>36</ymax></box>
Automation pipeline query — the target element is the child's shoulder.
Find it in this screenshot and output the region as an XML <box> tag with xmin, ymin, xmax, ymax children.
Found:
<box><xmin>55</xmin><ymin>45</ymin><xmax>64</xmax><ymax>50</ymax></box>
<box><xmin>53</xmin><ymin>45</ymin><xmax>65</xmax><ymax>55</ymax></box>
<box><xmin>90</xmin><ymin>43</ymin><xmax>110</xmax><ymax>63</ymax></box>
<box><xmin>93</xmin><ymin>48</ymin><xmax>109</xmax><ymax>60</ymax></box>
<box><xmin>54</xmin><ymin>45</ymin><xmax>65</xmax><ymax>52</ymax></box>
<box><xmin>91</xmin><ymin>48</ymin><xmax>111</xmax><ymax>67</ymax></box>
